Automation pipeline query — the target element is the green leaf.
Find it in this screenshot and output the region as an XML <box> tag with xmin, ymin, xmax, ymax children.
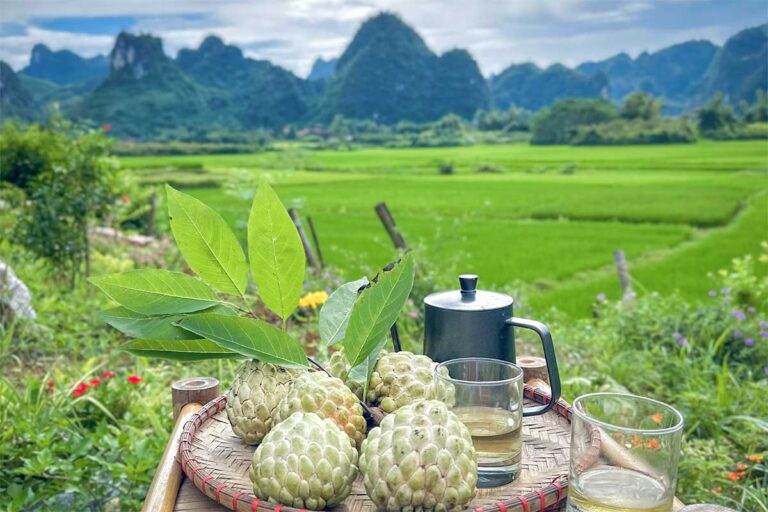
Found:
<box><xmin>177</xmin><ymin>314</ymin><xmax>309</xmax><ymax>367</ymax></box>
<box><xmin>166</xmin><ymin>185</ymin><xmax>248</xmax><ymax>296</ymax></box>
<box><xmin>98</xmin><ymin>304</ymin><xmax>235</xmax><ymax>340</ymax></box>
<box><xmin>348</xmin><ymin>337</ymin><xmax>387</xmax><ymax>402</ymax></box>
<box><xmin>122</xmin><ymin>338</ymin><xmax>243</xmax><ymax>361</ymax></box>
<box><xmin>343</xmin><ymin>255</ymin><xmax>415</xmax><ymax>367</ymax></box>
<box><xmin>90</xmin><ymin>269</ymin><xmax>219</xmax><ymax>315</ymax></box>
<box><xmin>248</xmin><ymin>181</ymin><xmax>305</xmax><ymax>320</ymax></box>
<box><xmin>319</xmin><ymin>276</ymin><xmax>369</xmax><ymax>346</ymax></box>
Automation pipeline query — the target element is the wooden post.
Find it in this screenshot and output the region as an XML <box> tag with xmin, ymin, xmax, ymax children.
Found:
<box><xmin>613</xmin><ymin>250</ymin><xmax>635</xmax><ymax>302</ymax></box>
<box><xmin>306</xmin><ymin>216</ymin><xmax>325</xmax><ymax>268</ymax></box>
<box><xmin>375</xmin><ymin>202</ymin><xmax>408</xmax><ymax>250</ymax></box>
<box><xmin>142</xmin><ymin>377</ymin><xmax>219</xmax><ymax>512</ymax></box>
<box><xmin>288</xmin><ymin>208</ymin><xmax>320</xmax><ymax>269</ymax></box>
<box><xmin>146</xmin><ymin>192</ymin><xmax>156</xmax><ymax>237</ymax></box>
<box><xmin>517</xmin><ymin>355</ymin><xmax>549</xmax><ymax>385</ymax></box>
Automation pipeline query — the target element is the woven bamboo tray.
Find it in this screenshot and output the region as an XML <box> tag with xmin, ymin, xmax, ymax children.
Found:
<box><xmin>179</xmin><ymin>385</ymin><xmax>572</xmax><ymax>512</ymax></box>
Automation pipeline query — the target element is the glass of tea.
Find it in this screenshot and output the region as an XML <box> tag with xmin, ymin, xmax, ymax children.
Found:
<box><xmin>435</xmin><ymin>357</ymin><xmax>529</xmax><ymax>488</ymax></box>
<box><xmin>568</xmin><ymin>393</ymin><xmax>684</xmax><ymax>512</ymax></box>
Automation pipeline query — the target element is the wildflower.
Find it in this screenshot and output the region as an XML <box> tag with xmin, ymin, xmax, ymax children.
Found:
<box><xmin>746</xmin><ymin>454</ymin><xmax>764</xmax><ymax>463</ymax></box>
<box><xmin>89</xmin><ymin>378</ymin><xmax>102</xmax><ymax>386</ymax></box>
<box><xmin>121</xmin><ymin>195</ymin><xmax>130</xmax><ymax>204</ymax></box>
<box><xmin>721</xmin><ymin>287</ymin><xmax>731</xmax><ymax>294</ymax></box>
<box><xmin>744</xmin><ymin>338</ymin><xmax>755</xmax><ymax>347</ymax></box>
<box><xmin>645</xmin><ymin>439</ymin><xmax>660</xmax><ymax>449</ymax></box>
<box><xmin>677</xmin><ymin>337</ymin><xmax>688</xmax><ymax>347</ymax></box>
<box><xmin>671</xmin><ymin>332</ymin><xmax>682</xmax><ymax>340</ymax></box>
<box><xmin>737</xmin><ymin>463</ymin><xmax>748</xmax><ymax>471</ymax></box>
<box><xmin>712</xmin><ymin>486</ymin><xmax>722</xmax><ymax>494</ymax></box>
<box><xmin>708</xmin><ymin>290</ymin><xmax>717</xmax><ymax>297</ymax></box>
<box><xmin>127</xmin><ymin>375</ymin><xmax>143</xmax><ymax>384</ymax></box>
<box><xmin>725</xmin><ymin>471</ymin><xmax>744</xmax><ymax>481</ymax></box>
<box><xmin>407</xmin><ymin>310</ymin><xmax>419</xmax><ymax>320</ymax></box>
<box><xmin>613</xmin><ymin>432</ymin><xmax>624</xmax><ymax>441</ymax></box>
<box><xmin>652</xmin><ymin>413</ymin><xmax>664</xmax><ymax>425</ymax></box>
<box><xmin>298</xmin><ymin>291</ymin><xmax>329</xmax><ymax>310</ymax></box>
<box><xmin>72</xmin><ymin>382</ymin><xmax>89</xmax><ymax>398</ymax></box>
<box><xmin>748</xmin><ymin>306</ymin><xmax>756</xmax><ymax>313</ymax></box>
<box><xmin>47</xmin><ymin>380</ymin><xmax>56</xmax><ymax>391</ymax></box>
<box><xmin>102</xmin><ymin>123</ymin><xmax>111</xmax><ymax>132</ymax></box>
<box><xmin>733</xmin><ymin>310</ymin><xmax>746</xmax><ymax>321</ymax></box>
<box><xmin>102</xmin><ymin>371</ymin><xmax>115</xmax><ymax>378</ymax></box>
<box><xmin>630</xmin><ymin>435</ymin><xmax>643</xmax><ymax>447</ymax></box>
<box><xmin>596</xmin><ymin>293</ymin><xmax>607</xmax><ymax>302</ymax></box>
<box><xmin>760</xmin><ymin>330</ymin><xmax>768</xmax><ymax>338</ymax></box>
<box><xmin>733</xmin><ymin>330</ymin><xmax>743</xmax><ymax>338</ymax></box>
<box><xmin>760</xmin><ymin>321</ymin><xmax>768</xmax><ymax>329</ymax></box>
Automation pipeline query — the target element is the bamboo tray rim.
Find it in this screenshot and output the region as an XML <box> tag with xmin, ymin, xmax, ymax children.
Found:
<box><xmin>178</xmin><ymin>385</ymin><xmax>572</xmax><ymax>512</ymax></box>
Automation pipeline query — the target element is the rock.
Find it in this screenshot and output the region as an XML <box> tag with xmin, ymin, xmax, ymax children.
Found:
<box><xmin>0</xmin><ymin>259</ymin><xmax>36</xmax><ymax>322</ymax></box>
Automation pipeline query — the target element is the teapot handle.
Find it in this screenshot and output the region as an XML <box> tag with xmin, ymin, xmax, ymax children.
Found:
<box><xmin>506</xmin><ymin>317</ymin><xmax>561</xmax><ymax>416</ymax></box>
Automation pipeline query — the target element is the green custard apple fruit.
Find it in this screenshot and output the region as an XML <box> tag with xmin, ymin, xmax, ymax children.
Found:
<box><xmin>273</xmin><ymin>371</ymin><xmax>367</xmax><ymax>448</ymax></box>
<box><xmin>368</xmin><ymin>351</ymin><xmax>455</xmax><ymax>413</ymax></box>
<box><xmin>359</xmin><ymin>400</ymin><xmax>477</xmax><ymax>511</ymax></box>
<box><xmin>250</xmin><ymin>411</ymin><xmax>359</xmax><ymax>510</ymax></box>
<box><xmin>329</xmin><ymin>349</ymin><xmax>455</xmax><ymax>413</ymax></box>
<box><xmin>226</xmin><ymin>360</ymin><xmax>305</xmax><ymax>445</ymax></box>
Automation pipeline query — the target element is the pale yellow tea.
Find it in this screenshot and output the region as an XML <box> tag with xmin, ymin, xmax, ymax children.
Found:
<box><xmin>453</xmin><ymin>406</ymin><xmax>522</xmax><ymax>470</ymax></box>
<box><xmin>568</xmin><ymin>467</ymin><xmax>673</xmax><ymax>512</ymax></box>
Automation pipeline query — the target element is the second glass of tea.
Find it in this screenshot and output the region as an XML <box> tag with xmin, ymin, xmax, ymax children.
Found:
<box><xmin>436</xmin><ymin>357</ymin><xmax>535</xmax><ymax>487</ymax></box>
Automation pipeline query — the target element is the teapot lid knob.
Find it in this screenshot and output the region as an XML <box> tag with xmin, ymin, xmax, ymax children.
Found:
<box><xmin>459</xmin><ymin>274</ymin><xmax>478</xmax><ymax>296</ymax></box>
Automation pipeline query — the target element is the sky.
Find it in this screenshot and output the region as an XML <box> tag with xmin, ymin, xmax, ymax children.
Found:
<box><xmin>1</xmin><ymin>0</ymin><xmax>766</xmax><ymax>77</ymax></box>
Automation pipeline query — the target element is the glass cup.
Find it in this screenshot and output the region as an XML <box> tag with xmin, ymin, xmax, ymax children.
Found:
<box><xmin>435</xmin><ymin>358</ymin><xmax>532</xmax><ymax>488</ymax></box>
<box><xmin>567</xmin><ymin>393</ymin><xmax>684</xmax><ymax>512</ymax></box>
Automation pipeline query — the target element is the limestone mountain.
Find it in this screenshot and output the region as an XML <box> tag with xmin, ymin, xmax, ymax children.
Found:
<box><xmin>491</xmin><ymin>63</ymin><xmax>608</xmax><ymax>111</ymax></box>
<box><xmin>0</xmin><ymin>61</ymin><xmax>39</xmax><ymax>121</ymax></box>
<box><xmin>316</xmin><ymin>12</ymin><xmax>489</xmax><ymax>123</ymax></box>
<box><xmin>699</xmin><ymin>24</ymin><xmax>768</xmax><ymax>106</ymax></box>
<box><xmin>21</xmin><ymin>44</ymin><xmax>109</xmax><ymax>85</ymax></box>
<box><xmin>578</xmin><ymin>40</ymin><xmax>718</xmax><ymax>112</ymax></box>
<box><xmin>308</xmin><ymin>57</ymin><xmax>337</xmax><ymax>81</ymax></box>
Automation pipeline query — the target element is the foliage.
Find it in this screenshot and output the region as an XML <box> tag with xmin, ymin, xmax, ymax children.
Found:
<box><xmin>474</xmin><ymin>106</ymin><xmax>532</xmax><ymax>132</ymax></box>
<box><xmin>1</xmin><ymin>118</ymin><xmax>119</xmax><ymax>284</ymax></box>
<box><xmin>571</xmin><ymin>118</ymin><xmax>696</xmax><ymax>145</ymax></box>
<box><xmin>740</xmin><ymin>90</ymin><xmax>768</xmax><ymax>123</ymax></box>
<box><xmin>620</xmin><ymin>91</ymin><xmax>663</xmax><ymax>121</ymax></box>
<box><xmin>698</xmin><ymin>94</ymin><xmax>740</xmax><ymax>134</ymax></box>
<box><xmin>531</xmin><ymin>98</ymin><xmax>618</xmax><ymax>144</ymax></box>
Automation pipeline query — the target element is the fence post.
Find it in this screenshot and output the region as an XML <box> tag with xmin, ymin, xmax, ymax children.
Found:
<box><xmin>288</xmin><ymin>208</ymin><xmax>321</xmax><ymax>269</ymax></box>
<box><xmin>306</xmin><ymin>216</ymin><xmax>325</xmax><ymax>268</ymax></box>
<box><xmin>375</xmin><ymin>202</ymin><xmax>408</xmax><ymax>250</ymax></box>
<box><xmin>613</xmin><ymin>250</ymin><xmax>635</xmax><ymax>302</ymax></box>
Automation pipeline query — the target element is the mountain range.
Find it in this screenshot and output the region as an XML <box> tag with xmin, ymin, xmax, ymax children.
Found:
<box><xmin>0</xmin><ymin>13</ymin><xmax>766</xmax><ymax>138</ymax></box>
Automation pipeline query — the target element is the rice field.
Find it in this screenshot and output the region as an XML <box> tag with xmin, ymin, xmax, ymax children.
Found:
<box><xmin>122</xmin><ymin>140</ymin><xmax>768</xmax><ymax>316</ymax></box>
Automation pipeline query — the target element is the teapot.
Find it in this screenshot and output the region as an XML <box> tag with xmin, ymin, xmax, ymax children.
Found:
<box><xmin>423</xmin><ymin>274</ymin><xmax>561</xmax><ymax>414</ymax></box>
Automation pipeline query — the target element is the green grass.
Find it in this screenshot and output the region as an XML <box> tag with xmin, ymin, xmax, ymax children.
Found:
<box><xmin>123</xmin><ymin>140</ymin><xmax>768</xmax><ymax>317</ymax></box>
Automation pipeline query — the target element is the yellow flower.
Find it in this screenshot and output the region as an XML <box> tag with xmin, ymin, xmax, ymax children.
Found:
<box><xmin>298</xmin><ymin>291</ymin><xmax>329</xmax><ymax>310</ymax></box>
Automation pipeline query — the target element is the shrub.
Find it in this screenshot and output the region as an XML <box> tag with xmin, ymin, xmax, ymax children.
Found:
<box><xmin>698</xmin><ymin>94</ymin><xmax>739</xmax><ymax>134</ymax></box>
<box><xmin>531</xmin><ymin>98</ymin><xmax>618</xmax><ymax>145</ymax></box>
<box><xmin>571</xmin><ymin>119</ymin><xmax>697</xmax><ymax>145</ymax></box>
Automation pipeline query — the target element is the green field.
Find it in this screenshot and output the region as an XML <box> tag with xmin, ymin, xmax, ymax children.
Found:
<box><xmin>122</xmin><ymin>140</ymin><xmax>768</xmax><ymax>316</ymax></box>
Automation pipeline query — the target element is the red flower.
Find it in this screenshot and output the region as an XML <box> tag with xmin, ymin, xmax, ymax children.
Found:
<box><xmin>102</xmin><ymin>123</ymin><xmax>111</xmax><ymax>132</ymax></box>
<box><xmin>737</xmin><ymin>463</ymin><xmax>748</xmax><ymax>471</ymax></box>
<box><xmin>712</xmin><ymin>486</ymin><xmax>722</xmax><ymax>494</ymax></box>
<box><xmin>127</xmin><ymin>375</ymin><xmax>143</xmax><ymax>384</ymax></box>
<box><xmin>725</xmin><ymin>471</ymin><xmax>744</xmax><ymax>481</ymax></box>
<box><xmin>47</xmin><ymin>380</ymin><xmax>55</xmax><ymax>390</ymax></box>
<box><xmin>90</xmin><ymin>378</ymin><xmax>102</xmax><ymax>386</ymax></box>
<box><xmin>121</xmin><ymin>195</ymin><xmax>130</xmax><ymax>204</ymax></box>
<box><xmin>102</xmin><ymin>371</ymin><xmax>115</xmax><ymax>379</ymax></box>
<box><xmin>645</xmin><ymin>439</ymin><xmax>660</xmax><ymax>450</ymax></box>
<box><xmin>72</xmin><ymin>382</ymin><xmax>89</xmax><ymax>398</ymax></box>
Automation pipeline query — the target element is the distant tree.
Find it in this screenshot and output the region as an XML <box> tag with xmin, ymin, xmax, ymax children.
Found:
<box><xmin>741</xmin><ymin>89</ymin><xmax>768</xmax><ymax>123</ymax></box>
<box><xmin>474</xmin><ymin>106</ymin><xmax>532</xmax><ymax>132</ymax></box>
<box><xmin>697</xmin><ymin>93</ymin><xmax>738</xmax><ymax>132</ymax></box>
<box><xmin>531</xmin><ymin>99</ymin><xmax>618</xmax><ymax>144</ymax></box>
<box><xmin>621</xmin><ymin>92</ymin><xmax>663</xmax><ymax>121</ymax></box>
<box><xmin>432</xmin><ymin>114</ymin><xmax>465</xmax><ymax>135</ymax></box>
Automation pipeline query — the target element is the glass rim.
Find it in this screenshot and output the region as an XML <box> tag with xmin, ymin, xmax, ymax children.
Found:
<box><xmin>572</xmin><ymin>392</ymin><xmax>684</xmax><ymax>435</ymax></box>
<box><xmin>435</xmin><ymin>357</ymin><xmax>523</xmax><ymax>386</ymax></box>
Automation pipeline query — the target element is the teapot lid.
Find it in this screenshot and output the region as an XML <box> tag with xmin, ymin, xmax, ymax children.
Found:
<box><xmin>424</xmin><ymin>274</ymin><xmax>513</xmax><ymax>311</ymax></box>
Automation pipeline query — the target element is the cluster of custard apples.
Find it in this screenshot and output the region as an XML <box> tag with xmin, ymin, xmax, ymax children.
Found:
<box><xmin>93</xmin><ymin>183</ymin><xmax>478</xmax><ymax>511</ymax></box>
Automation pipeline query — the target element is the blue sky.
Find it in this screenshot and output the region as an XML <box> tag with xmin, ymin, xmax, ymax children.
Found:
<box><xmin>0</xmin><ymin>0</ymin><xmax>766</xmax><ymax>77</ymax></box>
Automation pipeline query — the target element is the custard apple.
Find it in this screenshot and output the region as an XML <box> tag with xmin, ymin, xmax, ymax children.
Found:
<box><xmin>369</xmin><ymin>351</ymin><xmax>455</xmax><ymax>413</ymax></box>
<box><xmin>359</xmin><ymin>400</ymin><xmax>477</xmax><ymax>511</ymax></box>
<box><xmin>327</xmin><ymin>348</ymin><xmax>385</xmax><ymax>399</ymax></box>
<box><xmin>273</xmin><ymin>372</ymin><xmax>366</xmax><ymax>448</ymax></box>
<box><xmin>250</xmin><ymin>412</ymin><xmax>359</xmax><ymax>510</ymax></box>
<box><xmin>226</xmin><ymin>360</ymin><xmax>305</xmax><ymax>445</ymax></box>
